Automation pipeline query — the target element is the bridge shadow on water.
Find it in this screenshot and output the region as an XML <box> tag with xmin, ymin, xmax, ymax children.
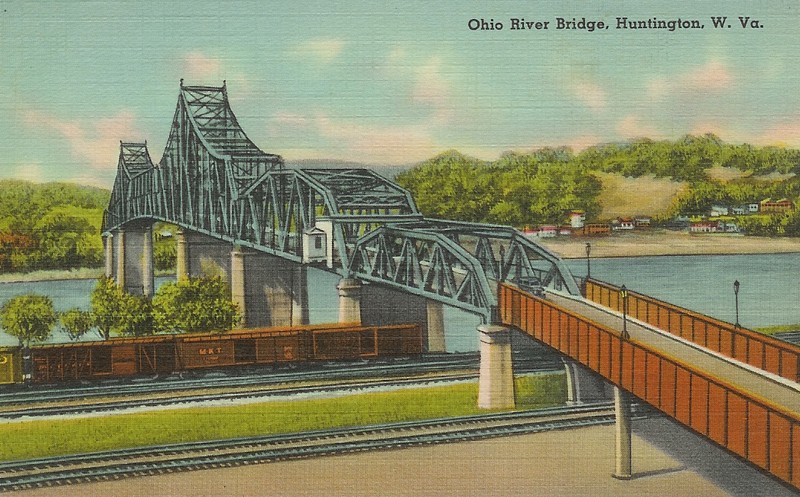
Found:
<box><xmin>634</xmin><ymin>417</ymin><xmax>798</xmax><ymax>496</ymax></box>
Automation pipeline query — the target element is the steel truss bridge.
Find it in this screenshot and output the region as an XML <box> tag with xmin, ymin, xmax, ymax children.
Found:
<box><xmin>103</xmin><ymin>81</ymin><xmax>578</xmax><ymax>321</ymax></box>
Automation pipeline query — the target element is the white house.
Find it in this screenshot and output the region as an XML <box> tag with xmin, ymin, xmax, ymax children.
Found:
<box><xmin>568</xmin><ymin>210</ymin><xmax>586</xmax><ymax>229</ymax></box>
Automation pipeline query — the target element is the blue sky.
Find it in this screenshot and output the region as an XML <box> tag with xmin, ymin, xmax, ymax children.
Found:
<box><xmin>1</xmin><ymin>0</ymin><xmax>799</xmax><ymax>187</ymax></box>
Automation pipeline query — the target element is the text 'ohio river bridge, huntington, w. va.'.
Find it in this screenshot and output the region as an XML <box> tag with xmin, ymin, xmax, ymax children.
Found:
<box><xmin>102</xmin><ymin>81</ymin><xmax>800</xmax><ymax>490</ymax></box>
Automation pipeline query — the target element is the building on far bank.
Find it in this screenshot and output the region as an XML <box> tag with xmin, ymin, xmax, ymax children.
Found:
<box><xmin>760</xmin><ymin>198</ymin><xmax>794</xmax><ymax>213</ymax></box>
<box><xmin>710</xmin><ymin>205</ymin><xmax>729</xmax><ymax>217</ymax></box>
<box><xmin>580</xmin><ymin>223</ymin><xmax>611</xmax><ymax>236</ymax></box>
<box><xmin>568</xmin><ymin>210</ymin><xmax>586</xmax><ymax>229</ymax></box>
<box><xmin>690</xmin><ymin>221</ymin><xmax>719</xmax><ymax>233</ymax></box>
<box><xmin>613</xmin><ymin>217</ymin><xmax>635</xmax><ymax>230</ymax></box>
<box><xmin>538</xmin><ymin>225</ymin><xmax>557</xmax><ymax>238</ymax></box>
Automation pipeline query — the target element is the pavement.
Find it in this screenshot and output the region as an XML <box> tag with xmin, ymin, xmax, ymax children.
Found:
<box><xmin>10</xmin><ymin>416</ymin><xmax>798</xmax><ymax>497</ymax></box>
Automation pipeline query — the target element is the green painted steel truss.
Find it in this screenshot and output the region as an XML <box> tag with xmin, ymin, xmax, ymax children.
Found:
<box><xmin>103</xmin><ymin>81</ymin><xmax>579</xmax><ymax>320</ymax></box>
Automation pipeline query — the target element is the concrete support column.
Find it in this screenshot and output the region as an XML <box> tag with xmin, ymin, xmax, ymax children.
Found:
<box><xmin>141</xmin><ymin>225</ymin><xmax>154</xmax><ymax>298</ymax></box>
<box><xmin>426</xmin><ymin>301</ymin><xmax>446</xmax><ymax>353</ymax></box>
<box><xmin>115</xmin><ymin>229</ymin><xmax>125</xmax><ymax>288</ymax></box>
<box><xmin>119</xmin><ymin>223</ymin><xmax>154</xmax><ymax>296</ymax></box>
<box><xmin>291</xmin><ymin>265</ymin><xmax>310</xmax><ymax>326</ymax></box>
<box><xmin>176</xmin><ymin>230</ymin><xmax>189</xmax><ymax>282</ymax></box>
<box><xmin>337</xmin><ymin>278</ymin><xmax>362</xmax><ymax>324</ymax></box>
<box><xmin>477</xmin><ymin>324</ymin><xmax>515</xmax><ymax>410</ymax></box>
<box><xmin>104</xmin><ymin>234</ymin><xmax>114</xmax><ymax>278</ymax></box>
<box><xmin>613</xmin><ymin>386</ymin><xmax>633</xmax><ymax>480</ymax></box>
<box><xmin>230</xmin><ymin>247</ymin><xmax>246</xmax><ymax>328</ymax></box>
<box><xmin>563</xmin><ymin>360</ymin><xmax>612</xmax><ymax>405</ymax></box>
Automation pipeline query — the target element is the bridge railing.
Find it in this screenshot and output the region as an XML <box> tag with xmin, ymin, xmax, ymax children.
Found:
<box><xmin>584</xmin><ymin>279</ymin><xmax>800</xmax><ymax>384</ymax></box>
<box><xmin>499</xmin><ymin>283</ymin><xmax>800</xmax><ymax>489</ymax></box>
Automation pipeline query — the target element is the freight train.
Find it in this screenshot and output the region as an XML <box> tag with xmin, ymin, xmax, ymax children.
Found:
<box><xmin>0</xmin><ymin>322</ymin><xmax>423</xmax><ymax>385</ymax></box>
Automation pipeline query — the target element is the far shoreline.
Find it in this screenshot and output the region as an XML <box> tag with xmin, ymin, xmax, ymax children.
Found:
<box><xmin>2</xmin><ymin>230</ymin><xmax>800</xmax><ymax>284</ymax></box>
<box><xmin>538</xmin><ymin>229</ymin><xmax>800</xmax><ymax>259</ymax></box>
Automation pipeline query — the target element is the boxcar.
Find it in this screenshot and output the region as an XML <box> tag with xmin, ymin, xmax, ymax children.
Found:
<box><xmin>0</xmin><ymin>347</ymin><xmax>21</xmax><ymax>385</ymax></box>
<box><xmin>17</xmin><ymin>322</ymin><xmax>423</xmax><ymax>384</ymax></box>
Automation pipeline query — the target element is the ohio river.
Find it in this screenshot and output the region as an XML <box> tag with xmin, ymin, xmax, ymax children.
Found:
<box><xmin>1</xmin><ymin>253</ymin><xmax>798</xmax><ymax>347</ymax></box>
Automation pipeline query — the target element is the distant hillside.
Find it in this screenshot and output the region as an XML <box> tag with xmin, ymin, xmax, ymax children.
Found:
<box><xmin>595</xmin><ymin>172</ymin><xmax>687</xmax><ymax>220</ymax></box>
<box><xmin>0</xmin><ymin>180</ymin><xmax>111</xmax><ymax>272</ymax></box>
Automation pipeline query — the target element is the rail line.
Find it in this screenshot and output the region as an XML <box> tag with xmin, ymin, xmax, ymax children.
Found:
<box><xmin>0</xmin><ymin>373</ymin><xmax>490</xmax><ymax>420</ymax></box>
<box><xmin>0</xmin><ymin>354</ymin><xmax>483</xmax><ymax>408</ymax></box>
<box><xmin>0</xmin><ymin>403</ymin><xmax>650</xmax><ymax>492</ymax></box>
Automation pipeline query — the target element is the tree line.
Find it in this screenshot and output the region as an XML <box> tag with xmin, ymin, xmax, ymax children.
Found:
<box><xmin>0</xmin><ymin>180</ymin><xmax>178</xmax><ymax>273</ymax></box>
<box><xmin>0</xmin><ymin>275</ymin><xmax>240</xmax><ymax>347</ymax></box>
<box><xmin>396</xmin><ymin>134</ymin><xmax>800</xmax><ymax>231</ymax></box>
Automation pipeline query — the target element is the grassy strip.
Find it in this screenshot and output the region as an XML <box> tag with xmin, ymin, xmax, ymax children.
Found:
<box><xmin>754</xmin><ymin>324</ymin><xmax>800</xmax><ymax>336</ymax></box>
<box><xmin>1</xmin><ymin>374</ymin><xmax>564</xmax><ymax>462</ymax></box>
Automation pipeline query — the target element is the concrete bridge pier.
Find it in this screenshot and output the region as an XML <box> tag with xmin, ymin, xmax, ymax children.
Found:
<box><xmin>110</xmin><ymin>223</ymin><xmax>154</xmax><ymax>297</ymax></box>
<box><xmin>359</xmin><ymin>283</ymin><xmax>445</xmax><ymax>352</ymax></box>
<box><xmin>180</xmin><ymin>230</ymin><xmax>232</xmax><ymax>280</ymax></box>
<box><xmin>477</xmin><ymin>324</ymin><xmax>515</xmax><ymax>410</ymax></box>
<box><xmin>337</xmin><ymin>278</ymin><xmax>362</xmax><ymax>324</ymax></box>
<box><xmin>426</xmin><ymin>301</ymin><xmax>446</xmax><ymax>353</ymax></box>
<box><xmin>613</xmin><ymin>386</ymin><xmax>633</xmax><ymax>480</ymax></box>
<box><xmin>103</xmin><ymin>234</ymin><xmax>114</xmax><ymax>278</ymax></box>
<box><xmin>563</xmin><ymin>360</ymin><xmax>613</xmax><ymax>405</ymax></box>
<box><xmin>230</xmin><ymin>248</ymin><xmax>309</xmax><ymax>328</ymax></box>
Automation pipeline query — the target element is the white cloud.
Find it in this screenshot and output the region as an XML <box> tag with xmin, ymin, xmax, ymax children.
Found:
<box><xmin>270</xmin><ymin>112</ymin><xmax>439</xmax><ymax>164</ymax></box>
<box><xmin>648</xmin><ymin>60</ymin><xmax>734</xmax><ymax>99</ymax></box>
<box><xmin>410</xmin><ymin>57</ymin><xmax>454</xmax><ymax>124</ymax></box>
<box><xmin>758</xmin><ymin>119</ymin><xmax>800</xmax><ymax>147</ymax></box>
<box><xmin>616</xmin><ymin>115</ymin><xmax>661</xmax><ymax>140</ymax></box>
<box><xmin>570</xmin><ymin>82</ymin><xmax>607</xmax><ymax>112</ymax></box>
<box><xmin>22</xmin><ymin>108</ymin><xmax>144</xmax><ymax>170</ymax></box>
<box><xmin>12</xmin><ymin>164</ymin><xmax>44</xmax><ymax>182</ymax></box>
<box><xmin>291</xmin><ymin>38</ymin><xmax>346</xmax><ymax>64</ymax></box>
<box><xmin>183</xmin><ymin>52</ymin><xmax>222</xmax><ymax>81</ymax></box>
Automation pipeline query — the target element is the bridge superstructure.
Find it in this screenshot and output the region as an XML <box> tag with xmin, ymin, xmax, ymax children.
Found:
<box><xmin>102</xmin><ymin>81</ymin><xmax>578</xmax><ymax>321</ymax></box>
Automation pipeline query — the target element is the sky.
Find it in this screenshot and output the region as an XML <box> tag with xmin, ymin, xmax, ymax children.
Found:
<box><xmin>1</xmin><ymin>0</ymin><xmax>800</xmax><ymax>188</ymax></box>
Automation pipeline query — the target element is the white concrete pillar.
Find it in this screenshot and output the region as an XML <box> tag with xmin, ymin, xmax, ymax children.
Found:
<box><xmin>291</xmin><ymin>265</ymin><xmax>310</xmax><ymax>326</ymax></box>
<box><xmin>337</xmin><ymin>278</ymin><xmax>362</xmax><ymax>324</ymax></box>
<box><xmin>230</xmin><ymin>247</ymin><xmax>246</xmax><ymax>328</ymax></box>
<box><xmin>613</xmin><ymin>386</ymin><xmax>633</xmax><ymax>480</ymax></box>
<box><xmin>426</xmin><ymin>300</ymin><xmax>446</xmax><ymax>353</ymax></box>
<box><xmin>104</xmin><ymin>234</ymin><xmax>114</xmax><ymax>278</ymax></box>
<box><xmin>477</xmin><ymin>324</ymin><xmax>515</xmax><ymax>410</ymax></box>
<box><xmin>141</xmin><ymin>225</ymin><xmax>154</xmax><ymax>298</ymax></box>
<box><xmin>176</xmin><ymin>229</ymin><xmax>189</xmax><ymax>282</ymax></box>
<box><xmin>115</xmin><ymin>229</ymin><xmax>125</xmax><ymax>288</ymax></box>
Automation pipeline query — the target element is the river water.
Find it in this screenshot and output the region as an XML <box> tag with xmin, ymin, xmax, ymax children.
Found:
<box><xmin>0</xmin><ymin>253</ymin><xmax>798</xmax><ymax>350</ymax></box>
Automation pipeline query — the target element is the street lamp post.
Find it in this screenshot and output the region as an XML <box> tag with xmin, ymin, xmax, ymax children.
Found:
<box><xmin>620</xmin><ymin>284</ymin><xmax>629</xmax><ymax>339</ymax></box>
<box><xmin>585</xmin><ymin>242</ymin><xmax>591</xmax><ymax>280</ymax></box>
<box><xmin>734</xmin><ymin>280</ymin><xmax>740</xmax><ymax>328</ymax></box>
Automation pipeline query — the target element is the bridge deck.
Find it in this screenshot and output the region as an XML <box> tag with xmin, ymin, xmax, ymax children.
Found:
<box><xmin>499</xmin><ymin>284</ymin><xmax>800</xmax><ymax>488</ymax></box>
<box><xmin>547</xmin><ymin>292</ymin><xmax>800</xmax><ymax>415</ymax></box>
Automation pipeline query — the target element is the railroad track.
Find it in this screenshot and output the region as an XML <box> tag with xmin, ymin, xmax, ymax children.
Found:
<box><xmin>0</xmin><ymin>374</ymin><xmax>485</xmax><ymax>419</ymax></box>
<box><xmin>0</xmin><ymin>354</ymin><xmax>483</xmax><ymax>407</ymax></box>
<box><xmin>0</xmin><ymin>402</ymin><xmax>650</xmax><ymax>492</ymax></box>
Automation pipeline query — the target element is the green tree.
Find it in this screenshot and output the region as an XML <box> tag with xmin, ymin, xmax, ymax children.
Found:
<box><xmin>89</xmin><ymin>276</ymin><xmax>154</xmax><ymax>339</ymax></box>
<box><xmin>152</xmin><ymin>276</ymin><xmax>240</xmax><ymax>334</ymax></box>
<box><xmin>114</xmin><ymin>293</ymin><xmax>154</xmax><ymax>337</ymax></box>
<box><xmin>0</xmin><ymin>294</ymin><xmax>56</xmax><ymax>347</ymax></box>
<box><xmin>60</xmin><ymin>308</ymin><xmax>94</xmax><ymax>341</ymax></box>
<box><xmin>90</xmin><ymin>276</ymin><xmax>122</xmax><ymax>340</ymax></box>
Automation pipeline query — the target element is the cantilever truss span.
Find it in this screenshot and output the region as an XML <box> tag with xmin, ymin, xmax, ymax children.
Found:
<box><xmin>103</xmin><ymin>82</ymin><xmax>579</xmax><ymax>320</ymax></box>
<box><xmin>347</xmin><ymin>219</ymin><xmax>580</xmax><ymax>319</ymax></box>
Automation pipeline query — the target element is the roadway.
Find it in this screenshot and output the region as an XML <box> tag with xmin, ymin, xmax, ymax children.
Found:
<box><xmin>546</xmin><ymin>292</ymin><xmax>800</xmax><ymax>415</ymax></box>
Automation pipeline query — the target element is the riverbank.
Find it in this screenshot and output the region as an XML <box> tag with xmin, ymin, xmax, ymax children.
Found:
<box><xmin>539</xmin><ymin>230</ymin><xmax>800</xmax><ymax>259</ymax></box>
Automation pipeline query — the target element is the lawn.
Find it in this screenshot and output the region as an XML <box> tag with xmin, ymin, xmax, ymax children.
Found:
<box><xmin>1</xmin><ymin>373</ymin><xmax>566</xmax><ymax>462</ymax></box>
